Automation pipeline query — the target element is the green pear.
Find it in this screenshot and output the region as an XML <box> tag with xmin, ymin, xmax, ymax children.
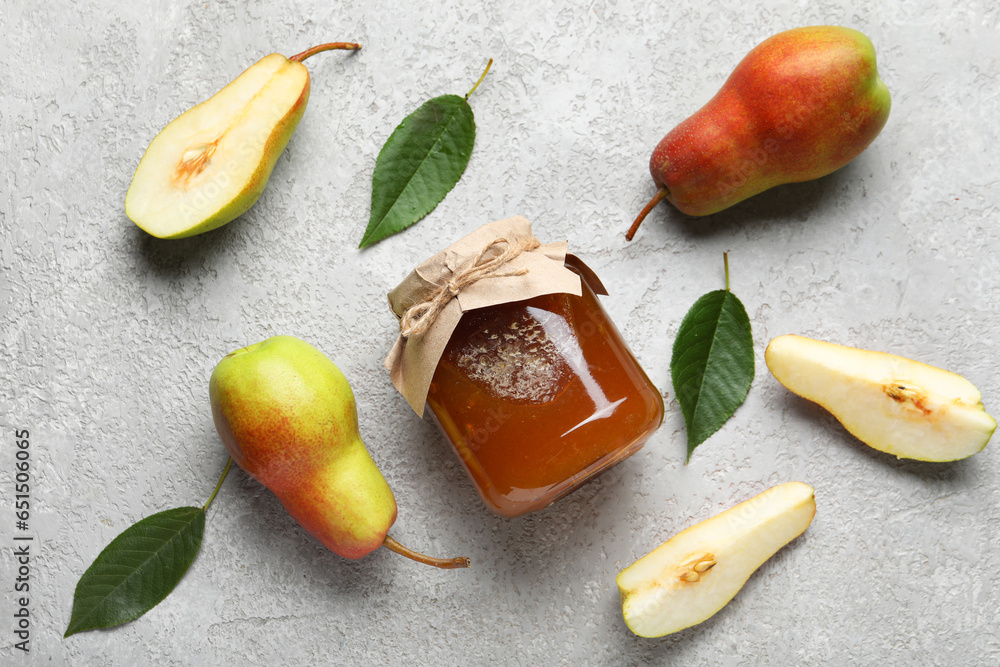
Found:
<box><xmin>126</xmin><ymin>42</ymin><xmax>360</xmax><ymax>239</ymax></box>
<box><xmin>210</xmin><ymin>335</ymin><xmax>469</xmax><ymax>567</ymax></box>
<box><xmin>617</xmin><ymin>481</ymin><xmax>816</xmax><ymax>637</ymax></box>
<box><xmin>766</xmin><ymin>334</ymin><xmax>996</xmax><ymax>461</ymax></box>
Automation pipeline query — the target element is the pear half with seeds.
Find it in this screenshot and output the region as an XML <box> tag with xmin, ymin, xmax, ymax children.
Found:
<box><xmin>617</xmin><ymin>481</ymin><xmax>816</xmax><ymax>638</ymax></box>
<box><xmin>766</xmin><ymin>334</ymin><xmax>996</xmax><ymax>461</ymax></box>
<box><xmin>125</xmin><ymin>42</ymin><xmax>359</xmax><ymax>239</ymax></box>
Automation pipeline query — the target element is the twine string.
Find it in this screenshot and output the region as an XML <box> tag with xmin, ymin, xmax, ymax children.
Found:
<box><xmin>399</xmin><ymin>236</ymin><xmax>541</xmax><ymax>338</ymax></box>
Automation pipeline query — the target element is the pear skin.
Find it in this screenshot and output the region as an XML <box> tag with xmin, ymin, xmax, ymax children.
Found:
<box><xmin>210</xmin><ymin>336</ymin><xmax>396</xmax><ymax>559</ymax></box>
<box><xmin>126</xmin><ymin>43</ymin><xmax>360</xmax><ymax>239</ymax></box>
<box><xmin>627</xmin><ymin>26</ymin><xmax>890</xmax><ymax>239</ymax></box>
<box><xmin>210</xmin><ymin>336</ymin><xmax>470</xmax><ymax>568</ymax></box>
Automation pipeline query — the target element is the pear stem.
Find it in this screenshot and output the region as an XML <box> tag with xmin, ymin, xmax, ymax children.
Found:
<box><xmin>289</xmin><ymin>42</ymin><xmax>362</xmax><ymax>63</ymax></box>
<box><xmin>723</xmin><ymin>252</ymin><xmax>730</xmax><ymax>292</ymax></box>
<box><xmin>625</xmin><ymin>187</ymin><xmax>669</xmax><ymax>241</ymax></box>
<box><xmin>203</xmin><ymin>457</ymin><xmax>233</xmax><ymax>511</ymax></box>
<box><xmin>381</xmin><ymin>534</ymin><xmax>471</xmax><ymax>569</ymax></box>
<box><xmin>465</xmin><ymin>58</ymin><xmax>493</xmax><ymax>100</ymax></box>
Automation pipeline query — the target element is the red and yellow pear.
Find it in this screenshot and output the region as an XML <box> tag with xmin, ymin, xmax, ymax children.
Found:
<box><xmin>210</xmin><ymin>335</ymin><xmax>468</xmax><ymax>568</ymax></box>
<box><xmin>627</xmin><ymin>25</ymin><xmax>891</xmax><ymax>239</ymax></box>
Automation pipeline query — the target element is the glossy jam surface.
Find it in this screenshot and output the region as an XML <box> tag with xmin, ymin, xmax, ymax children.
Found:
<box><xmin>426</xmin><ymin>272</ymin><xmax>663</xmax><ymax>517</ymax></box>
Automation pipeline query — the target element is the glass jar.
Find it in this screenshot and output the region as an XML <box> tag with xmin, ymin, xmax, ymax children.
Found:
<box><xmin>425</xmin><ymin>262</ymin><xmax>664</xmax><ymax>517</ymax></box>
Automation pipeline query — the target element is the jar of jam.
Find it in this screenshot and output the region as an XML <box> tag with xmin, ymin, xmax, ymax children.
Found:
<box><xmin>385</xmin><ymin>217</ymin><xmax>663</xmax><ymax>518</ymax></box>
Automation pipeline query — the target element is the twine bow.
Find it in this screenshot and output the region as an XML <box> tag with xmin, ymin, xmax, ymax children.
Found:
<box><xmin>399</xmin><ymin>236</ymin><xmax>541</xmax><ymax>338</ymax></box>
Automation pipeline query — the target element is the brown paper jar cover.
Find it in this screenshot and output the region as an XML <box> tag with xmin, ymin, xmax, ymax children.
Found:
<box><xmin>385</xmin><ymin>216</ymin><xmax>663</xmax><ymax>517</ymax></box>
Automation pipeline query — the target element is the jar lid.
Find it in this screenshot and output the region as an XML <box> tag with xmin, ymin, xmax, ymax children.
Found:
<box><xmin>383</xmin><ymin>215</ymin><xmax>605</xmax><ymax>416</ymax></box>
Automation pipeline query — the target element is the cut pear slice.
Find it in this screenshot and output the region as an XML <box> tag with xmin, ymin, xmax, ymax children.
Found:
<box><xmin>126</xmin><ymin>53</ymin><xmax>310</xmax><ymax>239</ymax></box>
<box><xmin>765</xmin><ymin>334</ymin><xmax>996</xmax><ymax>462</ymax></box>
<box><xmin>617</xmin><ymin>481</ymin><xmax>816</xmax><ymax>638</ymax></box>
<box><xmin>125</xmin><ymin>43</ymin><xmax>359</xmax><ymax>239</ymax></box>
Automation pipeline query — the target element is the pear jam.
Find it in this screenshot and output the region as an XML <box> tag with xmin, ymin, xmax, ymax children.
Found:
<box><xmin>426</xmin><ymin>264</ymin><xmax>663</xmax><ymax>517</ymax></box>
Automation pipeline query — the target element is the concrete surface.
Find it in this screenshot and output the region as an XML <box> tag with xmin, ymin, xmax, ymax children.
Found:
<box><xmin>2</xmin><ymin>0</ymin><xmax>999</xmax><ymax>664</ymax></box>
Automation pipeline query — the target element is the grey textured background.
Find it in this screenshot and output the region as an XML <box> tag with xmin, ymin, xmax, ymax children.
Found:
<box><xmin>2</xmin><ymin>0</ymin><xmax>999</xmax><ymax>664</ymax></box>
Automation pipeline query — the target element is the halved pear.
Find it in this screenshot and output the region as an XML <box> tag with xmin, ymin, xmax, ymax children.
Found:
<box><xmin>125</xmin><ymin>43</ymin><xmax>359</xmax><ymax>239</ymax></box>
<box><xmin>766</xmin><ymin>334</ymin><xmax>996</xmax><ymax>461</ymax></box>
<box><xmin>617</xmin><ymin>481</ymin><xmax>815</xmax><ymax>638</ymax></box>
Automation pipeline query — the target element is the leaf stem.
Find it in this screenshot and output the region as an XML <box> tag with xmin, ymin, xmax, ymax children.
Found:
<box><xmin>289</xmin><ymin>42</ymin><xmax>362</xmax><ymax>63</ymax></box>
<box><xmin>723</xmin><ymin>252</ymin><xmax>730</xmax><ymax>292</ymax></box>
<box><xmin>382</xmin><ymin>534</ymin><xmax>471</xmax><ymax>569</ymax></box>
<box><xmin>465</xmin><ymin>58</ymin><xmax>493</xmax><ymax>100</ymax></box>
<box><xmin>203</xmin><ymin>457</ymin><xmax>233</xmax><ymax>511</ymax></box>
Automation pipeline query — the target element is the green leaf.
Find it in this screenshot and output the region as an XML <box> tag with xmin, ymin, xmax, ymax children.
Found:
<box><xmin>360</xmin><ymin>93</ymin><xmax>476</xmax><ymax>248</ymax></box>
<box><xmin>671</xmin><ymin>260</ymin><xmax>754</xmax><ymax>462</ymax></box>
<box><xmin>64</xmin><ymin>506</ymin><xmax>205</xmax><ymax>637</ymax></box>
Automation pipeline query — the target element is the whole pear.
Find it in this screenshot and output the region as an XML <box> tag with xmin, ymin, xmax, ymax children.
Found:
<box><xmin>210</xmin><ymin>336</ymin><xmax>469</xmax><ymax>567</ymax></box>
<box><xmin>126</xmin><ymin>43</ymin><xmax>360</xmax><ymax>239</ymax></box>
<box><xmin>627</xmin><ymin>26</ymin><xmax>891</xmax><ymax>239</ymax></box>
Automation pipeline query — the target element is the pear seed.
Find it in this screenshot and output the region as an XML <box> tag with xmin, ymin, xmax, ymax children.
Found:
<box><xmin>884</xmin><ymin>383</ymin><xmax>932</xmax><ymax>415</ymax></box>
<box><xmin>694</xmin><ymin>559</ymin><xmax>717</xmax><ymax>573</ymax></box>
<box><xmin>681</xmin><ymin>552</ymin><xmax>711</xmax><ymax>567</ymax></box>
<box><xmin>679</xmin><ymin>571</ymin><xmax>700</xmax><ymax>583</ymax></box>
<box><xmin>182</xmin><ymin>144</ymin><xmax>212</xmax><ymax>163</ymax></box>
<box><xmin>175</xmin><ymin>142</ymin><xmax>219</xmax><ymax>182</ymax></box>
